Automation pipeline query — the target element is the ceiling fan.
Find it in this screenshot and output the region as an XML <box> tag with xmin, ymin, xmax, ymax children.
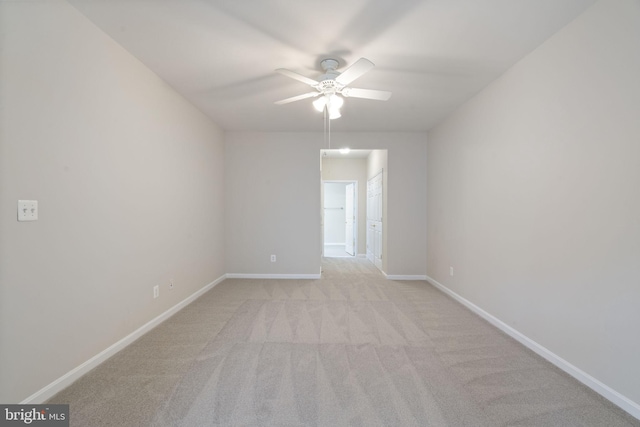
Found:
<box><xmin>274</xmin><ymin>58</ymin><xmax>392</xmax><ymax>119</ymax></box>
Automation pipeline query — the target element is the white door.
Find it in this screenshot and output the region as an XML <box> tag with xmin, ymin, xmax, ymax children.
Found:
<box><xmin>345</xmin><ymin>183</ymin><xmax>355</xmax><ymax>256</ymax></box>
<box><xmin>367</xmin><ymin>171</ymin><xmax>383</xmax><ymax>270</ymax></box>
<box><xmin>320</xmin><ymin>177</ymin><xmax>324</xmax><ymax>257</ymax></box>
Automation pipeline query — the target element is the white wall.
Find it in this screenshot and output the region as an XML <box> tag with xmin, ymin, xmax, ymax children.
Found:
<box><xmin>0</xmin><ymin>1</ymin><xmax>225</xmax><ymax>403</ymax></box>
<box><xmin>427</xmin><ymin>0</ymin><xmax>640</xmax><ymax>412</ymax></box>
<box><xmin>225</xmin><ymin>132</ymin><xmax>427</xmax><ymax>276</ymax></box>
<box><xmin>321</xmin><ymin>157</ymin><xmax>367</xmax><ymax>254</ymax></box>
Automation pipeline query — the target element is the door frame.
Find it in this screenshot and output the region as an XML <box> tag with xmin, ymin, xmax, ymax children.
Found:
<box><xmin>321</xmin><ymin>180</ymin><xmax>358</xmax><ymax>257</ymax></box>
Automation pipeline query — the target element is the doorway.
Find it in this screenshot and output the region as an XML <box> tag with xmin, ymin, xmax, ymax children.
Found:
<box><xmin>320</xmin><ymin>148</ymin><xmax>386</xmax><ymax>270</ymax></box>
<box><xmin>322</xmin><ymin>181</ymin><xmax>357</xmax><ymax>257</ymax></box>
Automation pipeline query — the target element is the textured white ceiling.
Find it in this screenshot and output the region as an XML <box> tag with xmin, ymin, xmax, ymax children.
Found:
<box><xmin>68</xmin><ymin>0</ymin><xmax>596</xmax><ymax>132</ymax></box>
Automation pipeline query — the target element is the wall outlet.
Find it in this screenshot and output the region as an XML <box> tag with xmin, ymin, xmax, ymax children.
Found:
<box><xmin>169</xmin><ymin>279</ymin><xmax>174</xmax><ymax>290</ymax></box>
<box><xmin>270</xmin><ymin>254</ymin><xmax>276</xmax><ymax>262</ymax></box>
<box><xmin>450</xmin><ymin>266</ymin><xmax>454</xmax><ymax>277</ymax></box>
<box><xmin>153</xmin><ymin>285</ymin><xmax>159</xmax><ymax>299</ymax></box>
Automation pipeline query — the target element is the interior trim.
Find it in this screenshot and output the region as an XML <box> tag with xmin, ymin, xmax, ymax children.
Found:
<box><xmin>425</xmin><ymin>275</ymin><xmax>640</xmax><ymax>420</ymax></box>
<box><xmin>226</xmin><ymin>273</ymin><xmax>322</xmax><ymax>279</ymax></box>
<box><xmin>385</xmin><ymin>274</ymin><xmax>428</xmax><ymax>281</ymax></box>
<box><xmin>20</xmin><ymin>274</ymin><xmax>227</xmax><ymax>404</ymax></box>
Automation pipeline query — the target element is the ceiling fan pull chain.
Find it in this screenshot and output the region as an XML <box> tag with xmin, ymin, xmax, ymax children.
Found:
<box><xmin>324</xmin><ymin>106</ymin><xmax>328</xmax><ymax>149</ymax></box>
<box><xmin>327</xmin><ymin>106</ymin><xmax>331</xmax><ymax>149</ymax></box>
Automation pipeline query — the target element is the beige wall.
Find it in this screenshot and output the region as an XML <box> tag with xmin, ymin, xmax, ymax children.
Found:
<box><xmin>225</xmin><ymin>132</ymin><xmax>427</xmax><ymax>277</ymax></box>
<box><xmin>0</xmin><ymin>1</ymin><xmax>225</xmax><ymax>402</ymax></box>
<box><xmin>224</xmin><ymin>132</ymin><xmax>323</xmax><ymax>275</ymax></box>
<box><xmin>427</xmin><ymin>0</ymin><xmax>640</xmax><ymax>408</ymax></box>
<box><xmin>321</xmin><ymin>157</ymin><xmax>368</xmax><ymax>255</ymax></box>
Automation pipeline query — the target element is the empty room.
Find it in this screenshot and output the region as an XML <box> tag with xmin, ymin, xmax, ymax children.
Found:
<box><xmin>1</xmin><ymin>0</ymin><xmax>639</xmax><ymax>425</ymax></box>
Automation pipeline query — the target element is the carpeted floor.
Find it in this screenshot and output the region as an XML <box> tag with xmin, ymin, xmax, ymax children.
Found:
<box><xmin>323</xmin><ymin>244</ymin><xmax>354</xmax><ymax>257</ymax></box>
<box><xmin>49</xmin><ymin>257</ymin><xmax>639</xmax><ymax>426</ymax></box>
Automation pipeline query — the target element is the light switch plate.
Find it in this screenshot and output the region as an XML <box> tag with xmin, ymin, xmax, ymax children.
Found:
<box><xmin>18</xmin><ymin>200</ymin><xmax>38</xmax><ymax>221</ymax></box>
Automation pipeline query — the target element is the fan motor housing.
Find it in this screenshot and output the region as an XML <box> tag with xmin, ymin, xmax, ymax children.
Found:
<box><xmin>318</xmin><ymin>59</ymin><xmax>342</xmax><ymax>93</ymax></box>
<box><xmin>318</xmin><ymin>75</ymin><xmax>341</xmax><ymax>91</ymax></box>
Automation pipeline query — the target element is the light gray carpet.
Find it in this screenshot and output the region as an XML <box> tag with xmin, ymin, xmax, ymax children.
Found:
<box><xmin>49</xmin><ymin>257</ymin><xmax>639</xmax><ymax>426</ymax></box>
<box><xmin>323</xmin><ymin>244</ymin><xmax>354</xmax><ymax>257</ymax></box>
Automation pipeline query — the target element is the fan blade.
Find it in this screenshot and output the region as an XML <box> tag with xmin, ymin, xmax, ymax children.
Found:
<box><xmin>274</xmin><ymin>92</ymin><xmax>320</xmax><ymax>105</ymax></box>
<box><xmin>275</xmin><ymin>68</ymin><xmax>319</xmax><ymax>87</ymax></box>
<box><xmin>335</xmin><ymin>58</ymin><xmax>375</xmax><ymax>86</ymax></box>
<box><xmin>342</xmin><ymin>87</ymin><xmax>392</xmax><ymax>101</ymax></box>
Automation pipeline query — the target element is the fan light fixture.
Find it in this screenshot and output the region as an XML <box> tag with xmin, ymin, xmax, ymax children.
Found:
<box><xmin>313</xmin><ymin>94</ymin><xmax>343</xmax><ymax>120</ymax></box>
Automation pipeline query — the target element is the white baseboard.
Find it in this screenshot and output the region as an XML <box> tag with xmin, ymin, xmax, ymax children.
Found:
<box><xmin>21</xmin><ymin>274</ymin><xmax>227</xmax><ymax>404</ymax></box>
<box><xmin>357</xmin><ymin>253</ymin><xmax>367</xmax><ymax>258</ymax></box>
<box><xmin>425</xmin><ymin>275</ymin><xmax>640</xmax><ymax>421</ymax></box>
<box><xmin>385</xmin><ymin>274</ymin><xmax>428</xmax><ymax>281</ymax></box>
<box><xmin>226</xmin><ymin>273</ymin><xmax>321</xmax><ymax>279</ymax></box>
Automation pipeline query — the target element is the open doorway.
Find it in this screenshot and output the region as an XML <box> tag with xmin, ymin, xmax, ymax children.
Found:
<box><xmin>322</xmin><ymin>181</ymin><xmax>357</xmax><ymax>257</ymax></box>
<box><xmin>320</xmin><ymin>149</ymin><xmax>386</xmax><ymax>271</ymax></box>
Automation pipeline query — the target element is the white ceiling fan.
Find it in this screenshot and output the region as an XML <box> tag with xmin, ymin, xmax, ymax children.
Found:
<box><xmin>274</xmin><ymin>58</ymin><xmax>392</xmax><ymax>119</ymax></box>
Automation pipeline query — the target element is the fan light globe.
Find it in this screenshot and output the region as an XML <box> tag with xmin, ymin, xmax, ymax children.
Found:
<box><xmin>329</xmin><ymin>94</ymin><xmax>344</xmax><ymax>109</ymax></box>
<box><xmin>313</xmin><ymin>96</ymin><xmax>327</xmax><ymax>112</ymax></box>
<box><xmin>314</xmin><ymin>94</ymin><xmax>343</xmax><ymax>119</ymax></box>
